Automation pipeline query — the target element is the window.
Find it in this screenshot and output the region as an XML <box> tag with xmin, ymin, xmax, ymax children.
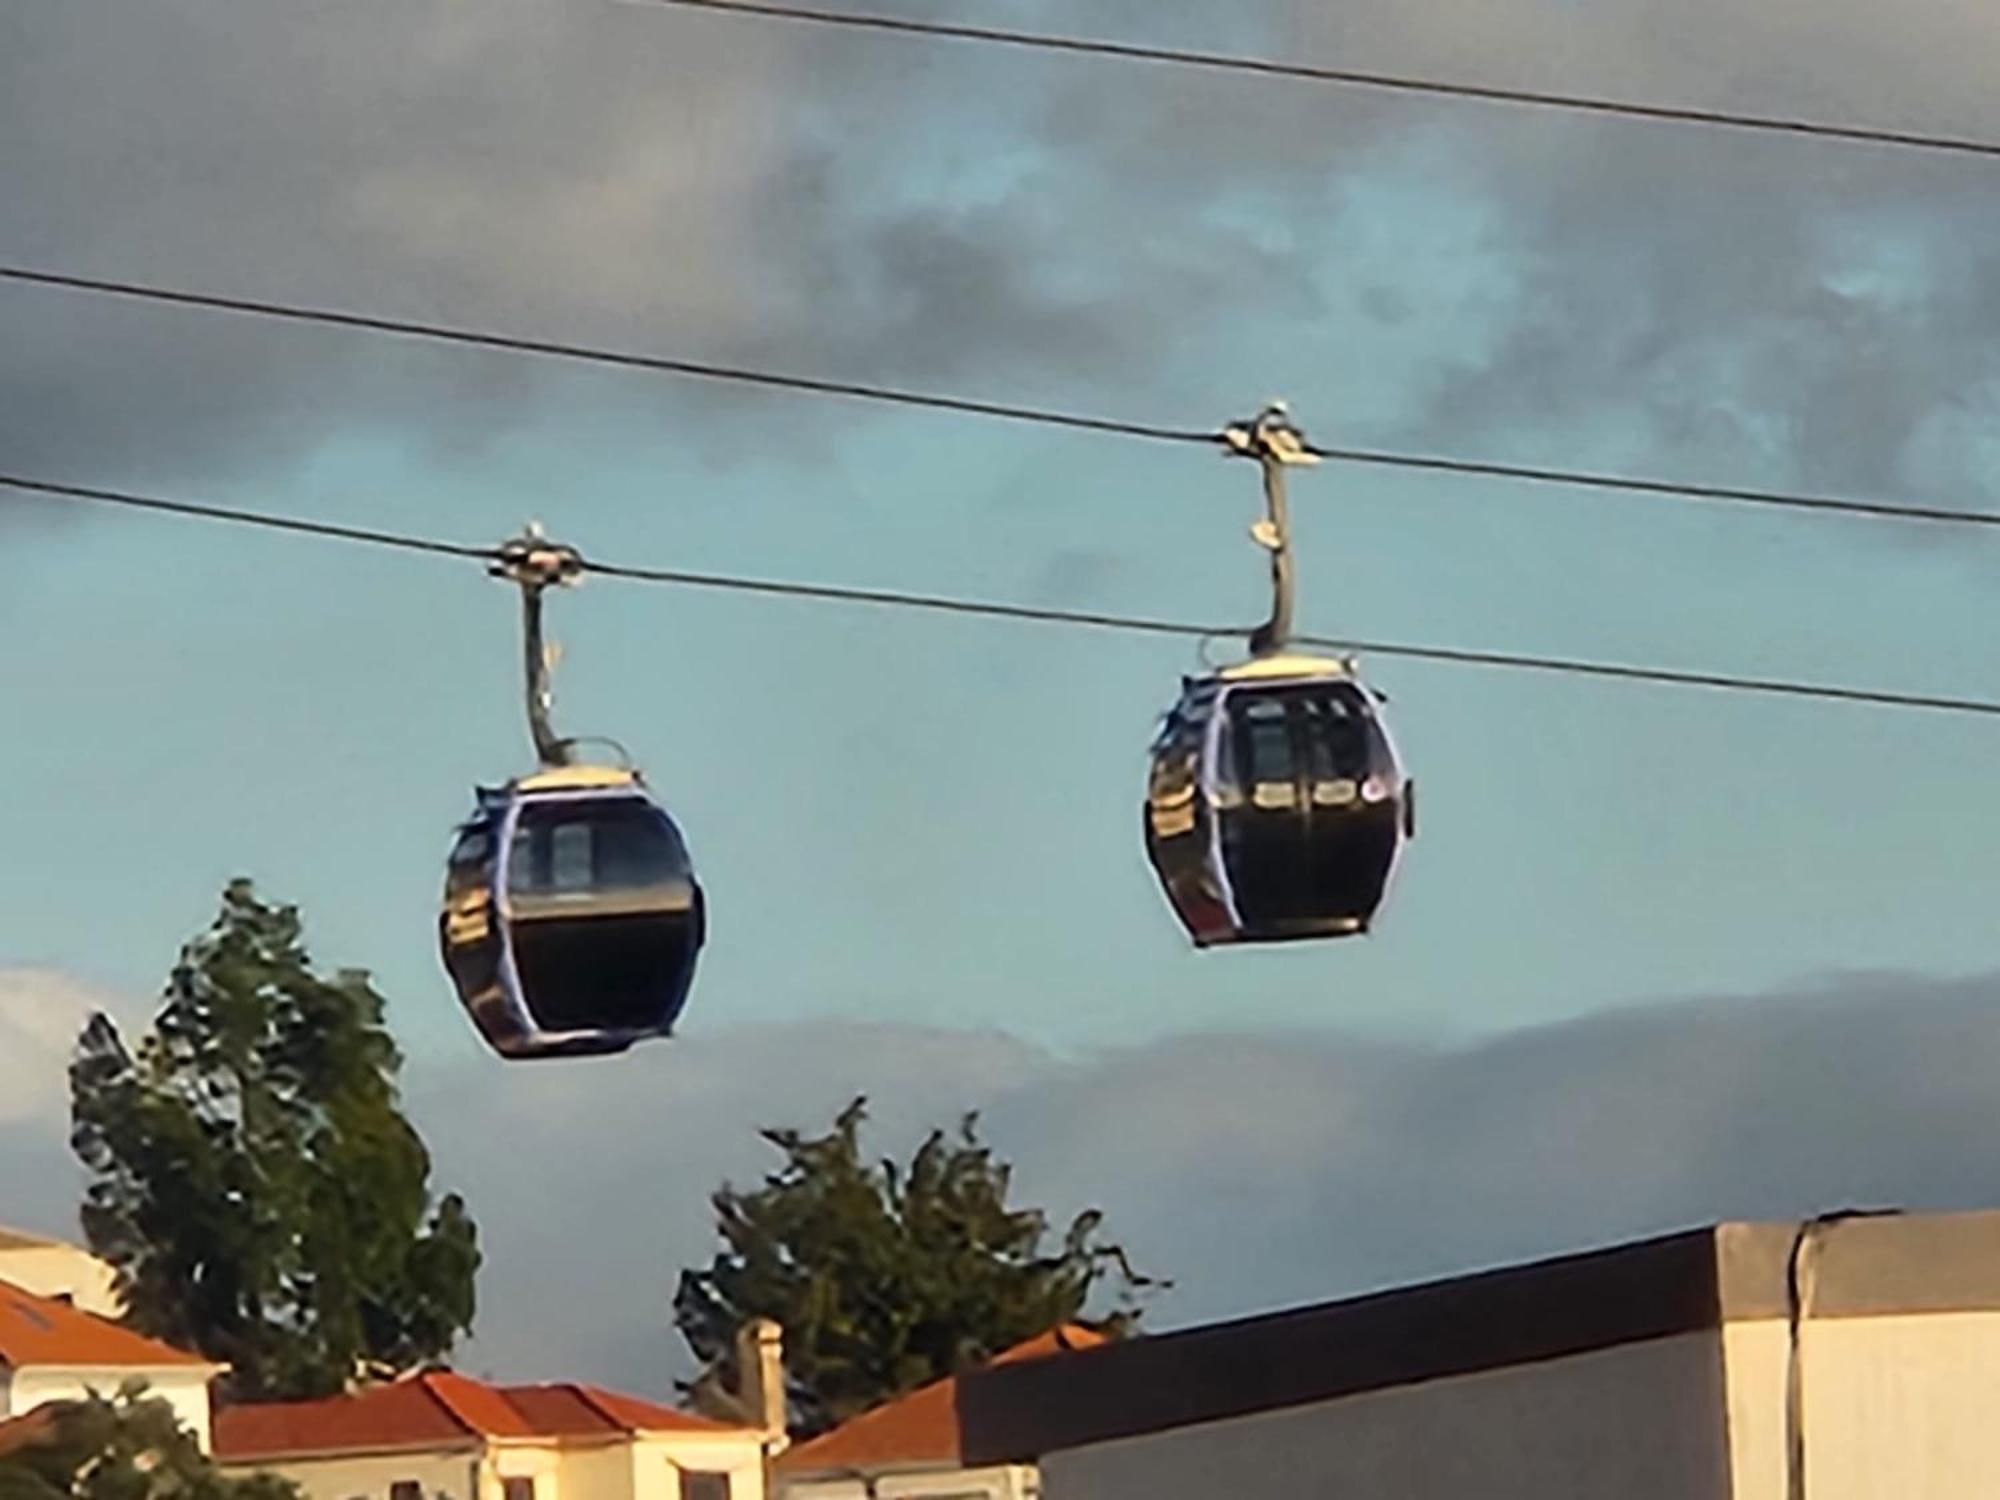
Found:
<box><xmin>508</xmin><ymin>799</ymin><xmax>690</xmax><ymax>896</ymax></box>
<box><xmin>502</xmin><ymin>1479</ymin><xmax>536</xmax><ymax>1500</ymax></box>
<box><xmin>678</xmin><ymin>1472</ymin><xmax>730</xmax><ymax>1500</ymax></box>
<box><xmin>389</xmin><ymin>1482</ymin><xmax>422</xmax><ymax>1500</ymax></box>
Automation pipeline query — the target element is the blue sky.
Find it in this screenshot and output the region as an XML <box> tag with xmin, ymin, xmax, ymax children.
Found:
<box><xmin>6</xmin><ymin>0</ymin><xmax>2000</xmax><ymax>1391</ymax></box>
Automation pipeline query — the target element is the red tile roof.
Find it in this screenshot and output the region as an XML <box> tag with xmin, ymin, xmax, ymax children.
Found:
<box><xmin>214</xmin><ymin>1372</ymin><xmax>743</xmax><ymax>1461</ymax></box>
<box><xmin>780</xmin><ymin>1326</ymin><xmax>1109</xmax><ymax>1475</ymax></box>
<box><xmin>0</xmin><ymin>1280</ymin><xmax>212</xmax><ymax>1370</ymax></box>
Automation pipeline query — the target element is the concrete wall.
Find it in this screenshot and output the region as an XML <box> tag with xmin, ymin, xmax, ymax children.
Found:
<box><xmin>1723</xmin><ymin>1310</ymin><xmax>2000</xmax><ymax>1500</ymax></box>
<box><xmin>1038</xmin><ymin>1332</ymin><xmax>1733</xmax><ymax>1500</ymax></box>
<box><xmin>8</xmin><ymin>1366</ymin><xmax>216</xmax><ymax>1450</ymax></box>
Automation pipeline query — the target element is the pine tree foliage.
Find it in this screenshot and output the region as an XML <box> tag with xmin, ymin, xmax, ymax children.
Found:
<box><xmin>69</xmin><ymin>880</ymin><xmax>479</xmax><ymax>1400</ymax></box>
<box><xmin>674</xmin><ymin>1097</ymin><xmax>1157</xmax><ymax>1436</ymax></box>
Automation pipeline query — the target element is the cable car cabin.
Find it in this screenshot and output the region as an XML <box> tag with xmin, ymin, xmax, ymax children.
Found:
<box><xmin>1145</xmin><ymin>654</ymin><xmax>1413</xmax><ymax>947</ymax></box>
<box><xmin>440</xmin><ymin>765</ymin><xmax>704</xmax><ymax>1059</ymax></box>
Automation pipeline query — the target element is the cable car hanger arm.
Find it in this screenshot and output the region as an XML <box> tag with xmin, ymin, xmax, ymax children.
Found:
<box><xmin>492</xmin><ymin>525</ymin><xmax>586</xmax><ymax>769</ymax></box>
<box><xmin>1223</xmin><ymin>402</ymin><xmax>1322</xmax><ymax>658</ymax></box>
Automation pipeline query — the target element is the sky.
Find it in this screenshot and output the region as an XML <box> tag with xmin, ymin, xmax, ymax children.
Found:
<box><xmin>5</xmin><ymin>0</ymin><xmax>2000</xmax><ymax>1400</ymax></box>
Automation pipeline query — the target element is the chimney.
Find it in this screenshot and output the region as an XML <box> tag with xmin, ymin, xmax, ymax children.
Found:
<box><xmin>736</xmin><ymin>1318</ymin><xmax>788</xmax><ymax>1453</ymax></box>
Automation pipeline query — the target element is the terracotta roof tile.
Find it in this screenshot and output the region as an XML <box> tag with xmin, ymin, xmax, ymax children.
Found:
<box><xmin>215</xmin><ymin>1373</ymin><xmax>750</xmax><ymax>1461</ymax></box>
<box><xmin>215</xmin><ymin>1378</ymin><xmax>476</xmax><ymax>1460</ymax></box>
<box><xmin>0</xmin><ymin>1280</ymin><xmax>211</xmax><ymax>1370</ymax></box>
<box><xmin>423</xmin><ymin>1373</ymin><xmax>537</xmax><ymax>1440</ymax></box>
<box><xmin>780</xmin><ymin>1326</ymin><xmax>1108</xmax><ymax>1476</ymax></box>
<box><xmin>570</xmin><ymin>1385</ymin><xmax>737</xmax><ymax>1435</ymax></box>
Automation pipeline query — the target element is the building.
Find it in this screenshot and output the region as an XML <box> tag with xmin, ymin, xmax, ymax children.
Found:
<box><xmin>0</xmin><ymin>1226</ymin><xmax>123</xmax><ymax>1319</ymax></box>
<box><xmin>778</xmin><ymin>1327</ymin><xmax>1106</xmax><ymax>1500</ymax></box>
<box><xmin>0</xmin><ymin>1275</ymin><xmax>223</xmax><ymax>1445</ymax></box>
<box><xmin>956</xmin><ymin>1209</ymin><xmax>2000</xmax><ymax>1500</ymax></box>
<box><xmin>215</xmin><ymin>1370</ymin><xmax>773</xmax><ymax>1500</ymax></box>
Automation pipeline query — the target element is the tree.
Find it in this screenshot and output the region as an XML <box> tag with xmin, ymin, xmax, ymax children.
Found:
<box><xmin>0</xmin><ymin>1385</ymin><xmax>299</xmax><ymax>1500</ymax></box>
<box><xmin>674</xmin><ymin>1097</ymin><xmax>1159</xmax><ymax>1436</ymax></box>
<box><xmin>69</xmin><ymin>880</ymin><xmax>480</xmax><ymax>1401</ymax></box>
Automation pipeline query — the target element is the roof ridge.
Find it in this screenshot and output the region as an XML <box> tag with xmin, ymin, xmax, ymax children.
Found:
<box><xmin>782</xmin><ymin>1325</ymin><xmax>1111</xmax><ymax>1473</ymax></box>
<box><xmin>412</xmin><ymin>1370</ymin><xmax>494</xmax><ymax>1438</ymax></box>
<box><xmin>563</xmin><ymin>1383</ymin><xmax>629</xmax><ymax>1432</ymax></box>
<box><xmin>0</xmin><ymin>1278</ymin><xmax>215</xmax><ymax>1370</ymax></box>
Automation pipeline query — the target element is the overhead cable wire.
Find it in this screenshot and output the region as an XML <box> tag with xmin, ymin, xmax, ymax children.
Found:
<box><xmin>1305</xmin><ymin>444</ymin><xmax>2000</xmax><ymax>530</ymax></box>
<box><xmin>1</xmin><ymin>473</ymin><xmax>495</xmax><ymax>561</ymax></box>
<box><xmin>4</xmin><ymin>471</ymin><xmax>1998</xmax><ymax>720</ymax></box>
<box><xmin>6</xmin><ymin>263</ymin><xmax>1997</xmax><ymax>535</ymax></box>
<box><xmin>636</xmin><ymin>0</ymin><xmax>2000</xmax><ymax>162</ymax></box>
<box><xmin>0</xmin><ymin>267</ymin><xmax>1206</xmax><ymax>446</ymax></box>
<box><xmin>582</xmin><ymin>555</ymin><xmax>1225</xmax><ymax>638</ymax></box>
<box><xmin>1292</xmin><ymin>634</ymin><xmax>2000</xmax><ymax>717</ymax></box>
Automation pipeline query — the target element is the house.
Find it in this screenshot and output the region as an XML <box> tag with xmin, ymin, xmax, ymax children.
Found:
<box><xmin>777</xmin><ymin>1327</ymin><xmax>1107</xmax><ymax>1500</ymax></box>
<box><xmin>0</xmin><ymin>1226</ymin><xmax>123</xmax><ymax>1319</ymax></box>
<box><xmin>215</xmin><ymin>1370</ymin><xmax>774</xmax><ymax>1500</ymax></box>
<box><xmin>953</xmin><ymin>1208</ymin><xmax>2000</xmax><ymax>1500</ymax></box>
<box><xmin>0</xmin><ymin>1275</ymin><xmax>223</xmax><ymax>1446</ymax></box>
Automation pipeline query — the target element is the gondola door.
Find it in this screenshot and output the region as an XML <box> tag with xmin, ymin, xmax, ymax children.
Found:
<box><xmin>1217</xmin><ymin>682</ymin><xmax>1396</xmax><ymax>938</ymax></box>
<box><xmin>1217</xmin><ymin>688</ymin><xmax>1312</xmax><ymax>933</ymax></box>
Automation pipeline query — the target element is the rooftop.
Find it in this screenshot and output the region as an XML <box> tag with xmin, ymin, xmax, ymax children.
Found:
<box><xmin>215</xmin><ymin>1371</ymin><xmax>747</xmax><ymax>1461</ymax></box>
<box><xmin>0</xmin><ymin>1226</ymin><xmax>67</xmax><ymax>1253</ymax></box>
<box><xmin>781</xmin><ymin>1326</ymin><xmax>1108</xmax><ymax>1476</ymax></box>
<box><xmin>0</xmin><ymin>1279</ymin><xmax>212</xmax><ymax>1370</ymax></box>
<box><xmin>956</xmin><ymin>1209</ymin><xmax>2000</xmax><ymax>1464</ymax></box>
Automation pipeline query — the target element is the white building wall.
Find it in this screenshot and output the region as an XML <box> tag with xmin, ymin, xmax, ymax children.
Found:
<box><xmin>225</xmin><ymin>1446</ymin><xmax>486</xmax><ymax>1500</ymax></box>
<box><xmin>0</xmin><ymin>1246</ymin><xmax>123</xmax><ymax>1319</ymax></box>
<box><xmin>8</xmin><ymin>1366</ymin><xmax>216</xmax><ymax>1449</ymax></box>
<box><xmin>784</xmin><ymin>1464</ymin><xmax>1036</xmax><ymax>1500</ymax></box>
<box><xmin>232</xmin><ymin>1434</ymin><xmax>767</xmax><ymax>1500</ymax></box>
<box><xmin>538</xmin><ymin>1440</ymin><xmax>636</xmax><ymax>1500</ymax></box>
<box><xmin>641</xmin><ymin>1434</ymin><xmax>768</xmax><ymax>1500</ymax></box>
<box><xmin>1722</xmin><ymin>1309</ymin><xmax>2000</xmax><ymax>1500</ymax></box>
<box><xmin>1038</xmin><ymin>1332</ymin><xmax>1733</xmax><ymax>1500</ymax></box>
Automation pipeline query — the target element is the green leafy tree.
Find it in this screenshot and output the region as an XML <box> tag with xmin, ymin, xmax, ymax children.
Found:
<box><xmin>674</xmin><ymin>1097</ymin><xmax>1158</xmax><ymax>1436</ymax></box>
<box><xmin>0</xmin><ymin>1384</ymin><xmax>299</xmax><ymax>1500</ymax></box>
<box><xmin>69</xmin><ymin>880</ymin><xmax>480</xmax><ymax>1401</ymax></box>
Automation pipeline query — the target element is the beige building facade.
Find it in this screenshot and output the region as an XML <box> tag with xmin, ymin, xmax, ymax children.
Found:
<box><xmin>0</xmin><ymin>1275</ymin><xmax>222</xmax><ymax>1447</ymax></box>
<box><xmin>957</xmin><ymin>1210</ymin><xmax>2000</xmax><ymax>1500</ymax></box>
<box><xmin>0</xmin><ymin>1227</ymin><xmax>123</xmax><ymax>1319</ymax></box>
<box><xmin>216</xmin><ymin>1370</ymin><xmax>772</xmax><ymax>1500</ymax></box>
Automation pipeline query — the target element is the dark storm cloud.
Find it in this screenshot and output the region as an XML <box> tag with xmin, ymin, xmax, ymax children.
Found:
<box><xmin>1244</xmin><ymin>0</ymin><xmax>2000</xmax><ymax>505</ymax></box>
<box><xmin>8</xmin><ymin>0</ymin><xmax>2000</xmax><ymax>516</ymax></box>
<box><xmin>0</xmin><ymin>0</ymin><xmax>1286</xmax><ymax>493</ymax></box>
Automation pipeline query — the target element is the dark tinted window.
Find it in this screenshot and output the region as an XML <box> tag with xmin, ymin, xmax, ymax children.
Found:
<box><xmin>1238</xmin><ymin>697</ymin><xmax>1296</xmax><ymax>782</ymax></box>
<box><xmin>444</xmin><ymin>826</ymin><xmax>496</xmax><ymax>900</ymax></box>
<box><xmin>678</xmin><ymin>1474</ymin><xmax>729</xmax><ymax>1500</ymax></box>
<box><xmin>509</xmin><ymin>798</ymin><xmax>691</xmax><ymax>895</ymax></box>
<box><xmin>1297</xmin><ymin>692</ymin><xmax>1372</xmax><ymax>779</ymax></box>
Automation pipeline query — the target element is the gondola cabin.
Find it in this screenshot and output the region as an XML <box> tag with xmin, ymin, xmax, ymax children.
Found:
<box><xmin>440</xmin><ymin>764</ymin><xmax>705</xmax><ymax>1058</ymax></box>
<box><xmin>1145</xmin><ymin>653</ymin><xmax>1413</xmax><ymax>947</ymax></box>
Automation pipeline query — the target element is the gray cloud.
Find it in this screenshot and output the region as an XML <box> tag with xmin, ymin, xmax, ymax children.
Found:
<box><xmin>5</xmin><ymin>966</ymin><xmax>1999</xmax><ymax>1400</ymax></box>
<box><xmin>389</xmin><ymin>970</ymin><xmax>2000</xmax><ymax>1393</ymax></box>
<box><xmin>13</xmin><ymin>0</ymin><xmax>1998</xmax><ymax>512</ymax></box>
